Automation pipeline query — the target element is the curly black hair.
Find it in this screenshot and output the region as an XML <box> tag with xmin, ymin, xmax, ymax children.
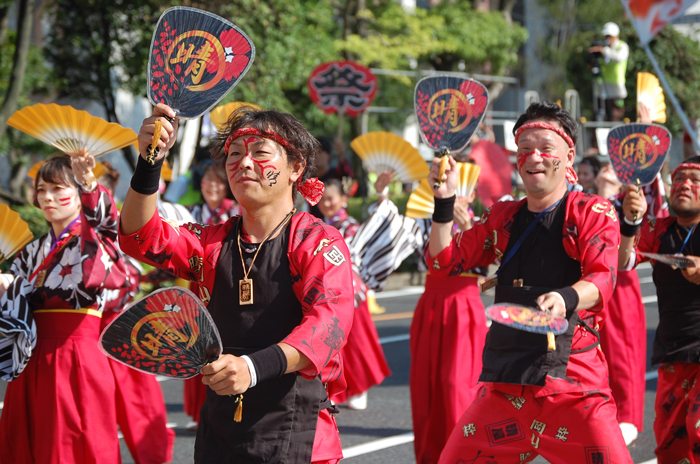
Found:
<box><xmin>513</xmin><ymin>101</ymin><xmax>578</xmax><ymax>146</ymax></box>
<box><xmin>211</xmin><ymin>106</ymin><xmax>321</xmax><ymax>201</ymax></box>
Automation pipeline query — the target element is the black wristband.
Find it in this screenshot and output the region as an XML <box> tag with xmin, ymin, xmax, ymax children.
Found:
<box><xmin>620</xmin><ymin>220</ymin><xmax>641</xmax><ymax>238</ymax></box>
<box><xmin>130</xmin><ymin>155</ymin><xmax>164</xmax><ymax>195</ymax></box>
<box><xmin>433</xmin><ymin>195</ymin><xmax>456</xmax><ymax>223</ymax></box>
<box><xmin>555</xmin><ymin>286</ymin><xmax>580</xmax><ymax>319</ymax></box>
<box><xmin>248</xmin><ymin>344</ymin><xmax>288</xmax><ymax>384</ymax></box>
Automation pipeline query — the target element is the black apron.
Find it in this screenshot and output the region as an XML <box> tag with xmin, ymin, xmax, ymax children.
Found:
<box><xmin>195</xmin><ymin>220</ymin><xmax>324</xmax><ymax>464</ymax></box>
<box><xmin>479</xmin><ymin>195</ymin><xmax>593</xmax><ymax>386</ymax></box>
<box><xmin>651</xmin><ymin>223</ymin><xmax>700</xmax><ymax>364</ymax></box>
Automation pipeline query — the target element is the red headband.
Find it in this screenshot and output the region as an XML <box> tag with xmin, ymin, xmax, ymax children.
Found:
<box><xmin>672</xmin><ymin>163</ymin><xmax>700</xmax><ymax>181</ymax></box>
<box><xmin>223</xmin><ymin>127</ymin><xmax>324</xmax><ymax>206</ymax></box>
<box><xmin>514</xmin><ymin>123</ymin><xmax>578</xmax><ymax>184</ymax></box>
<box><xmin>514</xmin><ymin>122</ymin><xmax>575</xmax><ymax>149</ymax></box>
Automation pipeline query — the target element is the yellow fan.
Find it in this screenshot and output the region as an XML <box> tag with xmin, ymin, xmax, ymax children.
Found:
<box><xmin>27</xmin><ymin>161</ymin><xmax>108</xmax><ymax>180</ymax></box>
<box><xmin>637</xmin><ymin>72</ymin><xmax>666</xmax><ymax>123</ymax></box>
<box><xmin>350</xmin><ymin>132</ymin><xmax>429</xmax><ymax>183</ymax></box>
<box><xmin>0</xmin><ymin>204</ymin><xmax>33</xmax><ymax>265</ymax></box>
<box><xmin>406</xmin><ymin>163</ymin><xmax>481</xmax><ymax>219</ymax></box>
<box><xmin>209</xmin><ymin>101</ymin><xmax>262</xmax><ymax>131</ymax></box>
<box><xmin>8</xmin><ymin>103</ymin><xmax>137</xmax><ymax>157</ymax></box>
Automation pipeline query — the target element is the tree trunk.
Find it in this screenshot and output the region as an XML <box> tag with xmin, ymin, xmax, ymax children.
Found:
<box><xmin>0</xmin><ymin>3</ymin><xmax>10</xmax><ymax>46</ymax></box>
<box><xmin>0</xmin><ymin>0</ymin><xmax>34</xmax><ymax>143</ymax></box>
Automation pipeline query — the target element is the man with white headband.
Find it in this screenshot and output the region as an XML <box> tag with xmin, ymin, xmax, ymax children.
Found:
<box><xmin>119</xmin><ymin>103</ymin><xmax>354</xmax><ymax>463</ymax></box>
<box><xmin>619</xmin><ymin>156</ymin><xmax>700</xmax><ymax>463</ymax></box>
<box><xmin>430</xmin><ymin>102</ymin><xmax>631</xmax><ymax>463</ymax></box>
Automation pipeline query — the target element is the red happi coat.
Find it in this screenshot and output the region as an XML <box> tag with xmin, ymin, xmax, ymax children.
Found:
<box><xmin>632</xmin><ymin>216</ymin><xmax>676</xmax><ymax>264</ymax></box>
<box><xmin>119</xmin><ymin>210</ymin><xmax>355</xmax><ymax>459</ymax></box>
<box><xmin>428</xmin><ymin>191</ymin><xmax>620</xmax><ymax>396</ymax></box>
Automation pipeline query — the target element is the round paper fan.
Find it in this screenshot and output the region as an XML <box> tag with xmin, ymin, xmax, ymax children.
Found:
<box><xmin>486</xmin><ymin>303</ymin><xmax>569</xmax><ymax>335</ymax></box>
<box><xmin>147</xmin><ymin>7</ymin><xmax>255</xmax><ymax>120</ymax></box>
<box><xmin>8</xmin><ymin>104</ymin><xmax>137</xmax><ymax>157</ymax></box>
<box><xmin>607</xmin><ymin>123</ymin><xmax>671</xmax><ymax>186</ymax></box>
<box><xmin>99</xmin><ymin>287</ymin><xmax>222</xmax><ymax>379</ymax></box>
<box><xmin>209</xmin><ymin>101</ymin><xmax>262</xmax><ymax>131</ymax></box>
<box><xmin>0</xmin><ymin>204</ymin><xmax>33</xmax><ymax>265</ymax></box>
<box><xmin>637</xmin><ymin>72</ymin><xmax>666</xmax><ymax>124</ymax></box>
<box><xmin>406</xmin><ymin>163</ymin><xmax>481</xmax><ymax>219</ymax></box>
<box><xmin>350</xmin><ymin>132</ymin><xmax>429</xmax><ymax>183</ymax></box>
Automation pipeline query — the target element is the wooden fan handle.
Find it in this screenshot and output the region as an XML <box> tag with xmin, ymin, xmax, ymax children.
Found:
<box><xmin>632</xmin><ymin>178</ymin><xmax>641</xmax><ymax>222</ymax></box>
<box><xmin>147</xmin><ymin>120</ymin><xmax>163</xmax><ymax>165</ymax></box>
<box><xmin>547</xmin><ymin>332</ymin><xmax>556</xmax><ymax>351</ymax></box>
<box><xmin>433</xmin><ymin>156</ymin><xmax>450</xmax><ymax>189</ymax></box>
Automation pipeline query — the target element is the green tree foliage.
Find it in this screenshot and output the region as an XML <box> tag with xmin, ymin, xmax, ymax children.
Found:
<box><xmin>216</xmin><ymin>0</ymin><xmax>341</xmax><ymax>134</ymax></box>
<box><xmin>336</xmin><ymin>1</ymin><xmax>527</xmax><ymax>132</ymax></box>
<box><xmin>0</xmin><ymin>29</ymin><xmax>57</xmax><ymax>201</ymax></box>
<box><xmin>565</xmin><ymin>22</ymin><xmax>700</xmax><ymax>134</ymax></box>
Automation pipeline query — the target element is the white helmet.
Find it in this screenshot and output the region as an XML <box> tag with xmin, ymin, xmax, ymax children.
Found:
<box><xmin>602</xmin><ymin>22</ymin><xmax>620</xmax><ymax>37</ymax></box>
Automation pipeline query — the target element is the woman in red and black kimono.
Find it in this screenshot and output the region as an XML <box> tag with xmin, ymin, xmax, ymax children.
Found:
<box><xmin>119</xmin><ymin>104</ymin><xmax>354</xmax><ymax>463</ymax></box>
<box><xmin>318</xmin><ymin>178</ymin><xmax>391</xmax><ymax>410</ymax></box>
<box><xmin>0</xmin><ymin>154</ymin><xmax>129</xmax><ymax>464</ymax></box>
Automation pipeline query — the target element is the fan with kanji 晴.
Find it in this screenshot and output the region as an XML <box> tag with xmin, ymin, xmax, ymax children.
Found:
<box><xmin>148</xmin><ymin>7</ymin><xmax>255</xmax><ymax>120</ymax></box>
<box><xmin>100</xmin><ymin>287</ymin><xmax>222</xmax><ymax>379</ymax></box>
<box><xmin>607</xmin><ymin>123</ymin><xmax>671</xmax><ymax>186</ymax></box>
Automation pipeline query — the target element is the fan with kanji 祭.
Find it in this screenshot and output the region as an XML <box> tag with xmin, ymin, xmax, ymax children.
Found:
<box><xmin>406</xmin><ymin>163</ymin><xmax>480</xmax><ymax>219</ymax></box>
<box><xmin>8</xmin><ymin>104</ymin><xmax>137</xmax><ymax>157</ymax></box>
<box><xmin>350</xmin><ymin>132</ymin><xmax>429</xmax><ymax>183</ymax></box>
<box><xmin>0</xmin><ymin>204</ymin><xmax>33</xmax><ymax>266</ymax></box>
<box><xmin>100</xmin><ymin>287</ymin><xmax>222</xmax><ymax>379</ymax></box>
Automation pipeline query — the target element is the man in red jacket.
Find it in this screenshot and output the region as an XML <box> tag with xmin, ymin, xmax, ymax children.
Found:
<box><xmin>619</xmin><ymin>156</ymin><xmax>700</xmax><ymax>464</ymax></box>
<box><xmin>431</xmin><ymin>102</ymin><xmax>632</xmax><ymax>463</ymax></box>
<box><xmin>119</xmin><ymin>103</ymin><xmax>354</xmax><ymax>464</ymax></box>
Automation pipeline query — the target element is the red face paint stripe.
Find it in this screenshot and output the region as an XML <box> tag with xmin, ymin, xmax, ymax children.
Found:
<box><xmin>672</xmin><ymin>182</ymin><xmax>700</xmax><ymax>201</ymax></box>
<box><xmin>59</xmin><ymin>197</ymin><xmax>72</xmax><ymax>206</ymax></box>
<box><xmin>516</xmin><ymin>151</ymin><xmax>557</xmax><ymax>170</ymax></box>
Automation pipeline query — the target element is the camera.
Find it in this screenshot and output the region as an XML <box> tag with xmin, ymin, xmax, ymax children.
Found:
<box><xmin>587</xmin><ymin>39</ymin><xmax>606</xmax><ymax>77</ymax></box>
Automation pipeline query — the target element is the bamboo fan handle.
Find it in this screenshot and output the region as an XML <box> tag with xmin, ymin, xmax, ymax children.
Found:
<box><xmin>434</xmin><ymin>156</ymin><xmax>450</xmax><ymax>189</ymax></box>
<box><xmin>632</xmin><ymin>178</ymin><xmax>641</xmax><ymax>222</ymax></box>
<box><xmin>147</xmin><ymin>120</ymin><xmax>163</xmax><ymax>165</ymax></box>
<box><xmin>547</xmin><ymin>332</ymin><xmax>556</xmax><ymax>351</ymax></box>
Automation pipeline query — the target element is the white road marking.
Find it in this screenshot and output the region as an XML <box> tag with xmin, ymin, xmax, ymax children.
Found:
<box><xmin>638</xmin><ymin>459</ymin><xmax>657</xmax><ymax>464</ymax></box>
<box><xmin>642</xmin><ymin>295</ymin><xmax>658</xmax><ymax>304</ymax></box>
<box><xmin>645</xmin><ymin>370</ymin><xmax>659</xmax><ymax>381</ymax></box>
<box><xmin>156</xmin><ymin>375</ymin><xmax>170</xmax><ymax>383</ymax></box>
<box><xmin>379</xmin><ymin>334</ymin><xmax>410</xmax><ymax>344</ymax></box>
<box><xmin>341</xmin><ymin>432</ymin><xmax>415</xmax><ymax>459</ymax></box>
<box><xmin>375</xmin><ymin>287</ymin><xmax>424</xmax><ymax>299</ymax></box>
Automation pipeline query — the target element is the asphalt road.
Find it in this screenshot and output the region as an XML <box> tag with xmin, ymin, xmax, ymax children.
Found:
<box><xmin>0</xmin><ymin>263</ymin><xmax>663</xmax><ymax>463</ymax></box>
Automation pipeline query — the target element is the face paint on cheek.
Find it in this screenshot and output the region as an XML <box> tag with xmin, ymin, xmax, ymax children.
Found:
<box><xmin>516</xmin><ymin>151</ymin><xmax>558</xmax><ymax>171</ymax></box>
<box><xmin>59</xmin><ymin>196</ymin><xmax>73</xmax><ymax>208</ymax></box>
<box><xmin>264</xmin><ymin>170</ymin><xmax>281</xmax><ymax>187</ymax></box>
<box><xmin>671</xmin><ymin>182</ymin><xmax>700</xmax><ymax>201</ymax></box>
<box><xmin>552</xmin><ymin>159</ymin><xmax>561</xmax><ymax>171</ymax></box>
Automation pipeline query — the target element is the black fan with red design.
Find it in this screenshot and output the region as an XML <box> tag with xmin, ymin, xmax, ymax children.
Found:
<box><xmin>414</xmin><ymin>76</ymin><xmax>489</xmax><ymax>154</ymax></box>
<box><xmin>99</xmin><ymin>287</ymin><xmax>222</xmax><ymax>378</ymax></box>
<box><xmin>148</xmin><ymin>7</ymin><xmax>255</xmax><ymax>119</ymax></box>
<box><xmin>607</xmin><ymin>123</ymin><xmax>671</xmax><ymax>186</ymax></box>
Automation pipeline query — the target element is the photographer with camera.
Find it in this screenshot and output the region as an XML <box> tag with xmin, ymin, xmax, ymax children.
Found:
<box><xmin>588</xmin><ymin>22</ymin><xmax>629</xmax><ymax>121</ymax></box>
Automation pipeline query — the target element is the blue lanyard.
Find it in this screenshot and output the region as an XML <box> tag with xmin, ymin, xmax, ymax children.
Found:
<box><xmin>680</xmin><ymin>223</ymin><xmax>697</xmax><ymax>254</ymax></box>
<box><xmin>496</xmin><ymin>199</ymin><xmax>562</xmax><ymax>275</ymax></box>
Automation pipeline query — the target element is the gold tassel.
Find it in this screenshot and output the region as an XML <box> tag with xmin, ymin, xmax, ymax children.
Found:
<box><xmin>547</xmin><ymin>332</ymin><xmax>556</xmax><ymax>351</ymax></box>
<box><xmin>234</xmin><ymin>394</ymin><xmax>243</xmax><ymax>423</ymax></box>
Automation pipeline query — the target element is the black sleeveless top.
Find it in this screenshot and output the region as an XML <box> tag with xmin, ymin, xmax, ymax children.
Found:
<box><xmin>195</xmin><ymin>219</ymin><xmax>324</xmax><ymax>464</ymax></box>
<box><xmin>480</xmin><ymin>193</ymin><xmax>584</xmax><ymax>386</ymax></box>
<box><xmin>652</xmin><ymin>222</ymin><xmax>700</xmax><ymax>364</ymax></box>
